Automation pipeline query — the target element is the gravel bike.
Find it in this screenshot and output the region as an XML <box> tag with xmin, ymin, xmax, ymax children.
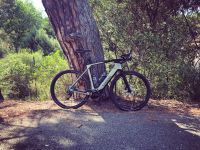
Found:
<box><xmin>50</xmin><ymin>49</ymin><xmax>151</xmax><ymax>111</ymax></box>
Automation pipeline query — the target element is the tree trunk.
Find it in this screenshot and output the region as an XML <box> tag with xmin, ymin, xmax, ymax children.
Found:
<box><xmin>42</xmin><ymin>0</ymin><xmax>106</xmax><ymax>78</ymax></box>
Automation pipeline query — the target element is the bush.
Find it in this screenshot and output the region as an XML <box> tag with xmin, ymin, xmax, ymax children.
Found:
<box><xmin>129</xmin><ymin>50</ymin><xmax>200</xmax><ymax>101</ymax></box>
<box><xmin>0</xmin><ymin>50</ymin><xmax>68</xmax><ymax>100</ymax></box>
<box><xmin>21</xmin><ymin>28</ymin><xmax>60</xmax><ymax>55</ymax></box>
<box><xmin>35</xmin><ymin>28</ymin><xmax>60</xmax><ymax>55</ymax></box>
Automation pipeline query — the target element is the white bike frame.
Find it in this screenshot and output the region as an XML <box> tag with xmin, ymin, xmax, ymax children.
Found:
<box><xmin>70</xmin><ymin>62</ymin><xmax>122</xmax><ymax>94</ymax></box>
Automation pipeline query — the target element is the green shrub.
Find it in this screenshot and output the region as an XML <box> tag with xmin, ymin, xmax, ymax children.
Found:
<box><xmin>0</xmin><ymin>50</ymin><xmax>68</xmax><ymax>100</ymax></box>
<box><xmin>35</xmin><ymin>28</ymin><xmax>60</xmax><ymax>55</ymax></box>
<box><xmin>32</xmin><ymin>50</ymin><xmax>68</xmax><ymax>100</ymax></box>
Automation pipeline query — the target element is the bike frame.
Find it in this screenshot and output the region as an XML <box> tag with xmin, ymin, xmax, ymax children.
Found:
<box><xmin>70</xmin><ymin>62</ymin><xmax>122</xmax><ymax>94</ymax></box>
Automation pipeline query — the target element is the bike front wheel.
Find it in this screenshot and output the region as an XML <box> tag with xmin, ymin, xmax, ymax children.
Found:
<box><xmin>110</xmin><ymin>71</ymin><xmax>151</xmax><ymax>111</ymax></box>
<box><xmin>50</xmin><ymin>70</ymin><xmax>89</xmax><ymax>109</ymax></box>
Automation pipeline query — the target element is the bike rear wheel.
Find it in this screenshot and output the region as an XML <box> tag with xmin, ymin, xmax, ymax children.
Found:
<box><xmin>50</xmin><ymin>70</ymin><xmax>89</xmax><ymax>109</ymax></box>
<box><xmin>110</xmin><ymin>71</ymin><xmax>151</xmax><ymax>111</ymax></box>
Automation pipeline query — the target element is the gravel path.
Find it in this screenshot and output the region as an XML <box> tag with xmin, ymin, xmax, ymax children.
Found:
<box><xmin>0</xmin><ymin>101</ymin><xmax>200</xmax><ymax>150</ymax></box>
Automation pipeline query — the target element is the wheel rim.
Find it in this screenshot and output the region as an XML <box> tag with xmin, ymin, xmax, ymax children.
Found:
<box><xmin>113</xmin><ymin>73</ymin><xmax>148</xmax><ymax>110</ymax></box>
<box><xmin>53</xmin><ymin>72</ymin><xmax>88</xmax><ymax>108</ymax></box>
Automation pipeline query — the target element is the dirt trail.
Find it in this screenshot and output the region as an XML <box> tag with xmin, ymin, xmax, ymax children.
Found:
<box><xmin>0</xmin><ymin>99</ymin><xmax>200</xmax><ymax>150</ymax></box>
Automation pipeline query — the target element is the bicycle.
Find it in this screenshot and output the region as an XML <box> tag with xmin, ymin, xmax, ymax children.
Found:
<box><xmin>50</xmin><ymin>49</ymin><xmax>151</xmax><ymax>111</ymax></box>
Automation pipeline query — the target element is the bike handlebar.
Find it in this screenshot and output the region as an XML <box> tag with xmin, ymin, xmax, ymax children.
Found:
<box><xmin>77</xmin><ymin>48</ymin><xmax>133</xmax><ymax>64</ymax></box>
<box><xmin>104</xmin><ymin>49</ymin><xmax>133</xmax><ymax>64</ymax></box>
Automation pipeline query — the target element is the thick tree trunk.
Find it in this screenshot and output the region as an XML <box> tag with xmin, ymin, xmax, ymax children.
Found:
<box><xmin>42</xmin><ymin>0</ymin><xmax>105</xmax><ymax>78</ymax></box>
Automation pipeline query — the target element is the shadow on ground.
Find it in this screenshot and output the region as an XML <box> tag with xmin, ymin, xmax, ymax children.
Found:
<box><xmin>0</xmin><ymin>106</ymin><xmax>200</xmax><ymax>150</ymax></box>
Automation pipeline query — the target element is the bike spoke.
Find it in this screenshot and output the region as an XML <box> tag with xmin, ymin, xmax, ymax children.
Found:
<box><xmin>111</xmin><ymin>71</ymin><xmax>150</xmax><ymax>111</ymax></box>
<box><xmin>51</xmin><ymin>70</ymin><xmax>89</xmax><ymax>109</ymax></box>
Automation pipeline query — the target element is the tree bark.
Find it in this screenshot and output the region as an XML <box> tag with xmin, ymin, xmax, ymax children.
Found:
<box><xmin>42</xmin><ymin>0</ymin><xmax>106</xmax><ymax>78</ymax></box>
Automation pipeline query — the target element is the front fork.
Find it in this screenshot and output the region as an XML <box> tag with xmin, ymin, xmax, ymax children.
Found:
<box><xmin>120</xmin><ymin>71</ymin><xmax>132</xmax><ymax>93</ymax></box>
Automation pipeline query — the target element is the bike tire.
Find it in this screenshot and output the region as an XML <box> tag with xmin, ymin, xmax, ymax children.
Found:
<box><xmin>50</xmin><ymin>70</ymin><xmax>89</xmax><ymax>109</ymax></box>
<box><xmin>110</xmin><ymin>71</ymin><xmax>151</xmax><ymax>111</ymax></box>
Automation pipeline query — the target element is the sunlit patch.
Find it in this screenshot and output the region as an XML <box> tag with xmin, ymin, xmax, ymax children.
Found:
<box><xmin>40</xmin><ymin>118</ymin><xmax>60</xmax><ymax>125</ymax></box>
<box><xmin>89</xmin><ymin>116</ymin><xmax>105</xmax><ymax>123</ymax></box>
<box><xmin>171</xmin><ymin>119</ymin><xmax>200</xmax><ymax>137</ymax></box>
<box><xmin>189</xmin><ymin>108</ymin><xmax>200</xmax><ymax>117</ymax></box>
<box><xmin>84</xmin><ymin>113</ymin><xmax>105</xmax><ymax>123</ymax></box>
<box><xmin>58</xmin><ymin>137</ymin><xmax>77</xmax><ymax>147</ymax></box>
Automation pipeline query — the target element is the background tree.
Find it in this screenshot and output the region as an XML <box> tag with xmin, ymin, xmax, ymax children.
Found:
<box><xmin>0</xmin><ymin>0</ymin><xmax>41</xmax><ymax>51</ymax></box>
<box><xmin>90</xmin><ymin>0</ymin><xmax>200</xmax><ymax>100</ymax></box>
<box><xmin>0</xmin><ymin>0</ymin><xmax>60</xmax><ymax>54</ymax></box>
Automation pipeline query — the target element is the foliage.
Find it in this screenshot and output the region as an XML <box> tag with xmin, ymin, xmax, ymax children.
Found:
<box><xmin>0</xmin><ymin>0</ymin><xmax>199</xmax><ymax>101</ymax></box>
<box><xmin>0</xmin><ymin>0</ymin><xmax>42</xmax><ymax>51</ymax></box>
<box><xmin>0</xmin><ymin>29</ymin><xmax>13</xmax><ymax>57</ymax></box>
<box><xmin>89</xmin><ymin>0</ymin><xmax>200</xmax><ymax>101</ymax></box>
<box><xmin>35</xmin><ymin>28</ymin><xmax>60</xmax><ymax>55</ymax></box>
<box><xmin>0</xmin><ymin>0</ymin><xmax>59</xmax><ymax>55</ymax></box>
<box><xmin>0</xmin><ymin>50</ymin><xmax>67</xmax><ymax>100</ymax></box>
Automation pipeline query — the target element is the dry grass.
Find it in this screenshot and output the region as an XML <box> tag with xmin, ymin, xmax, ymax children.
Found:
<box><xmin>148</xmin><ymin>99</ymin><xmax>200</xmax><ymax>117</ymax></box>
<box><xmin>0</xmin><ymin>99</ymin><xmax>199</xmax><ymax>123</ymax></box>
